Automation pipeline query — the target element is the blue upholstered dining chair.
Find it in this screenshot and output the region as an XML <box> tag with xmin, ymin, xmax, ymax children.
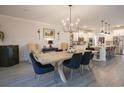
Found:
<box><xmin>86</xmin><ymin>47</ymin><xmax>95</xmax><ymax>60</ymax></box>
<box><xmin>30</xmin><ymin>53</ymin><xmax>54</xmax><ymax>80</ymax></box>
<box><xmin>63</xmin><ymin>53</ymin><xmax>82</xmax><ymax>79</ymax></box>
<box><xmin>81</xmin><ymin>51</ymin><xmax>92</xmax><ymax>71</ymax></box>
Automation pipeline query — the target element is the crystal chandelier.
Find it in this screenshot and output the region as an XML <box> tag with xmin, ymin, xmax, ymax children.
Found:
<box><xmin>61</xmin><ymin>5</ymin><xmax>80</xmax><ymax>32</ymax></box>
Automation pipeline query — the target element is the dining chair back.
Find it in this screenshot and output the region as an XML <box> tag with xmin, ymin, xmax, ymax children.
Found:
<box><xmin>70</xmin><ymin>53</ymin><xmax>82</xmax><ymax>69</ymax></box>
<box><xmin>81</xmin><ymin>51</ymin><xmax>92</xmax><ymax>65</ymax></box>
<box><xmin>86</xmin><ymin>47</ymin><xmax>94</xmax><ymax>60</ymax></box>
<box><xmin>63</xmin><ymin>53</ymin><xmax>82</xmax><ymax>79</ymax></box>
<box><xmin>27</xmin><ymin>43</ymin><xmax>41</xmax><ymax>63</ymax></box>
<box><xmin>30</xmin><ymin>53</ymin><xmax>54</xmax><ymax>75</ymax></box>
<box><xmin>86</xmin><ymin>47</ymin><xmax>95</xmax><ymax>51</ymax></box>
<box><xmin>61</xmin><ymin>42</ymin><xmax>69</xmax><ymax>51</ymax></box>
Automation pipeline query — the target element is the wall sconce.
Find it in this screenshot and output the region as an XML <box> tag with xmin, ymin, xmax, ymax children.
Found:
<box><xmin>0</xmin><ymin>31</ymin><xmax>4</xmax><ymax>42</ymax></box>
<box><xmin>0</xmin><ymin>24</ymin><xmax>4</xmax><ymax>42</ymax></box>
<box><xmin>57</xmin><ymin>32</ymin><xmax>60</xmax><ymax>40</ymax></box>
<box><xmin>37</xmin><ymin>28</ymin><xmax>40</xmax><ymax>40</ymax></box>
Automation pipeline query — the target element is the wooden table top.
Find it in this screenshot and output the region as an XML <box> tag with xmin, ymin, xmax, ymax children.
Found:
<box><xmin>37</xmin><ymin>51</ymin><xmax>73</xmax><ymax>65</ymax></box>
<box><xmin>36</xmin><ymin>49</ymin><xmax>98</xmax><ymax>65</ymax></box>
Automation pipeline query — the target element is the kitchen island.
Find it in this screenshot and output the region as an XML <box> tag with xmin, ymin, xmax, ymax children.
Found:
<box><xmin>91</xmin><ymin>45</ymin><xmax>116</xmax><ymax>61</ymax></box>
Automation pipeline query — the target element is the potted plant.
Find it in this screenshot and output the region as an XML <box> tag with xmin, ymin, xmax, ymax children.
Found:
<box><xmin>0</xmin><ymin>31</ymin><xmax>4</xmax><ymax>42</ymax></box>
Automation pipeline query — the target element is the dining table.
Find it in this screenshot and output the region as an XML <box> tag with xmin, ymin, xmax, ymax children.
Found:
<box><xmin>37</xmin><ymin>51</ymin><xmax>73</xmax><ymax>83</ymax></box>
<box><xmin>36</xmin><ymin>49</ymin><xmax>98</xmax><ymax>83</ymax></box>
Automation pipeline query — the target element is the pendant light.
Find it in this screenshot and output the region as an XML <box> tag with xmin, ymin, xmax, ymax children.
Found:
<box><xmin>62</xmin><ymin>5</ymin><xmax>80</xmax><ymax>32</ymax></box>
<box><xmin>100</xmin><ymin>20</ymin><xmax>104</xmax><ymax>34</ymax></box>
<box><xmin>104</xmin><ymin>22</ymin><xmax>108</xmax><ymax>34</ymax></box>
<box><xmin>108</xmin><ymin>24</ymin><xmax>111</xmax><ymax>35</ymax></box>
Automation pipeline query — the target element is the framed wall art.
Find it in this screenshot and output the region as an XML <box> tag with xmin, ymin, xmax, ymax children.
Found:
<box><xmin>43</xmin><ymin>28</ymin><xmax>55</xmax><ymax>38</ymax></box>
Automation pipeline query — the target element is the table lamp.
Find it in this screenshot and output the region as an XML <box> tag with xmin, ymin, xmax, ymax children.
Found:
<box><xmin>48</xmin><ymin>40</ymin><xmax>53</xmax><ymax>48</ymax></box>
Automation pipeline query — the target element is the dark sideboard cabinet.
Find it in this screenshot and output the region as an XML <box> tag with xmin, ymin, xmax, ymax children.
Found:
<box><xmin>0</xmin><ymin>45</ymin><xmax>19</xmax><ymax>67</ymax></box>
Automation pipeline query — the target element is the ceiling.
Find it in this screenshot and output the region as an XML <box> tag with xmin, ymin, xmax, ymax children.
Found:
<box><xmin>0</xmin><ymin>5</ymin><xmax>124</xmax><ymax>30</ymax></box>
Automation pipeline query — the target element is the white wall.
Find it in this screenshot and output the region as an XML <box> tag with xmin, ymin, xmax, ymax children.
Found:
<box><xmin>0</xmin><ymin>14</ymin><xmax>107</xmax><ymax>62</ymax></box>
<box><xmin>0</xmin><ymin>15</ymin><xmax>70</xmax><ymax>61</ymax></box>
<box><xmin>73</xmin><ymin>31</ymin><xmax>95</xmax><ymax>43</ymax></box>
<box><xmin>112</xmin><ymin>29</ymin><xmax>124</xmax><ymax>36</ymax></box>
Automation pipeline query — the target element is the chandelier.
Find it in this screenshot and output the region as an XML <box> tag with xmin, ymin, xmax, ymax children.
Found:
<box><xmin>61</xmin><ymin>5</ymin><xmax>80</xmax><ymax>32</ymax></box>
<box><xmin>61</xmin><ymin>5</ymin><xmax>80</xmax><ymax>47</ymax></box>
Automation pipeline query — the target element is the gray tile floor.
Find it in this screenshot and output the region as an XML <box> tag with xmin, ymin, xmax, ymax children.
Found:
<box><xmin>0</xmin><ymin>55</ymin><xmax>124</xmax><ymax>87</ymax></box>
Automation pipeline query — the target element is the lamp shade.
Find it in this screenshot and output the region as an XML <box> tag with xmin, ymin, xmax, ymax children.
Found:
<box><xmin>48</xmin><ymin>40</ymin><xmax>53</xmax><ymax>44</ymax></box>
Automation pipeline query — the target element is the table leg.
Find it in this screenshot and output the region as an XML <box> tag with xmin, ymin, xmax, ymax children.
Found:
<box><xmin>57</xmin><ymin>61</ymin><xmax>67</xmax><ymax>83</ymax></box>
